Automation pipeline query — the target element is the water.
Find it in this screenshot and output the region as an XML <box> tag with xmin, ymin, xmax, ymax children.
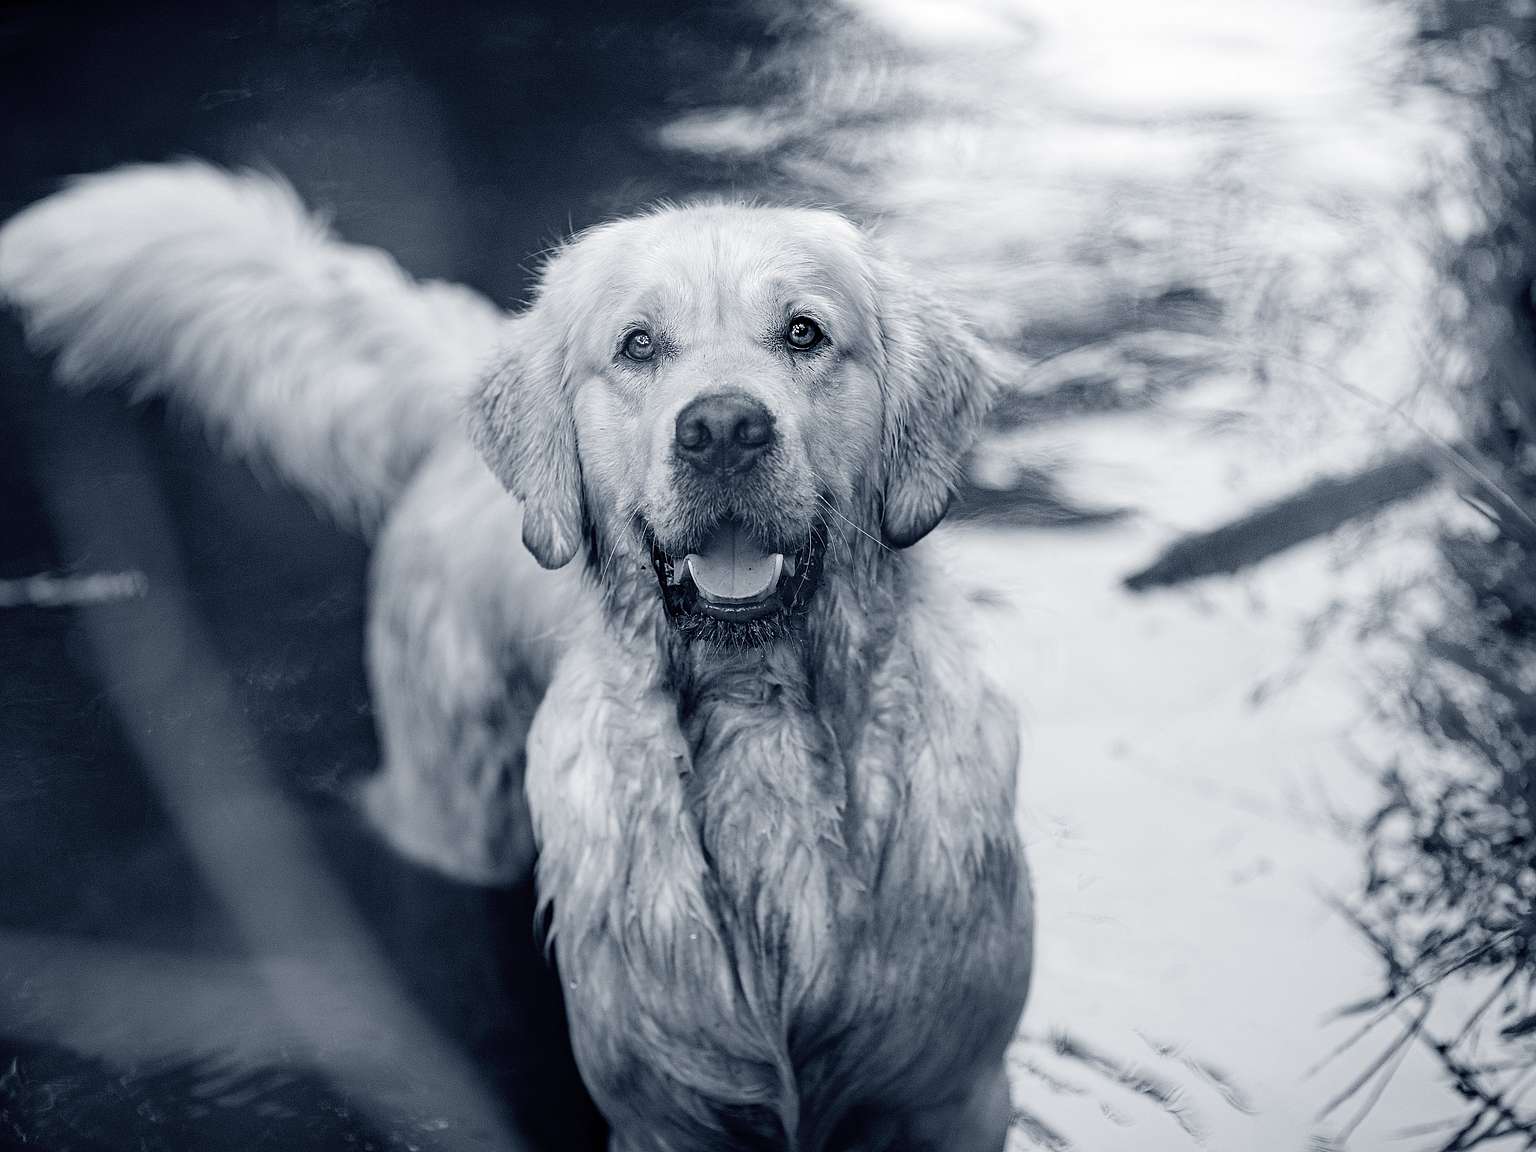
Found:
<box><xmin>2</xmin><ymin>1</ymin><xmax>1533</xmax><ymax>1150</ymax></box>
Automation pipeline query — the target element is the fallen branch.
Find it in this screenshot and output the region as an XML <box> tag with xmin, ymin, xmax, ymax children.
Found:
<box><xmin>1123</xmin><ymin>451</ymin><xmax>1440</xmax><ymax>592</ymax></box>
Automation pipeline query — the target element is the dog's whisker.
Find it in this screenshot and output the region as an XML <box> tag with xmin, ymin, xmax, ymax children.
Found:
<box><xmin>816</xmin><ymin>494</ymin><xmax>890</xmax><ymax>554</ymax></box>
<box><xmin>599</xmin><ymin>536</ymin><xmax>626</xmax><ymax>588</ymax></box>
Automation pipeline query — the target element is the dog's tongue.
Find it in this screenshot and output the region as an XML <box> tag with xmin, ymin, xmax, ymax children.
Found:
<box><xmin>684</xmin><ymin>523</ymin><xmax>783</xmax><ymax>604</ymax></box>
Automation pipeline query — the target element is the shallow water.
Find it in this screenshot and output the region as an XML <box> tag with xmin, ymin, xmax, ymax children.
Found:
<box><xmin>1</xmin><ymin>1</ymin><xmax>1531</xmax><ymax>1150</ymax></box>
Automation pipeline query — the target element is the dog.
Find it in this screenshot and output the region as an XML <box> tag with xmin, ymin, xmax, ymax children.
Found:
<box><xmin>0</xmin><ymin>163</ymin><xmax>1033</xmax><ymax>1151</ymax></box>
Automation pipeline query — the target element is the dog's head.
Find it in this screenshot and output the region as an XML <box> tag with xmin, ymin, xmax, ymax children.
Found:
<box><xmin>470</xmin><ymin>203</ymin><xmax>997</xmax><ymax>645</ymax></box>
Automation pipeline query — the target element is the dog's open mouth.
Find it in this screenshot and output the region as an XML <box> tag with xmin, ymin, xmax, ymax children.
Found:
<box><xmin>650</xmin><ymin>519</ymin><xmax>823</xmax><ymax>638</ymax></box>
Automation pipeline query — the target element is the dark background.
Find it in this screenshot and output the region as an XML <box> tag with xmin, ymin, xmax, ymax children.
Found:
<box><xmin>0</xmin><ymin>2</ymin><xmax>783</xmax><ymax>1148</ymax></box>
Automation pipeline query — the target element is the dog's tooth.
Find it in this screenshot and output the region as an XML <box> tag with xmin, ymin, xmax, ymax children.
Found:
<box><xmin>784</xmin><ymin>554</ymin><xmax>797</xmax><ymax>578</ymax></box>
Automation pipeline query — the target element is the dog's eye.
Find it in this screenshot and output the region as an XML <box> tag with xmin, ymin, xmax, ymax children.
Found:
<box><xmin>622</xmin><ymin>329</ymin><xmax>656</xmax><ymax>362</ymax></box>
<box><xmin>784</xmin><ymin>317</ymin><xmax>824</xmax><ymax>351</ymax></box>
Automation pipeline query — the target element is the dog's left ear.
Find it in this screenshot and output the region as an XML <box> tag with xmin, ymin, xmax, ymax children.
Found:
<box><xmin>468</xmin><ymin>312</ymin><xmax>585</xmax><ymax>569</ymax></box>
<box><xmin>875</xmin><ymin>255</ymin><xmax>1000</xmax><ymax>548</ymax></box>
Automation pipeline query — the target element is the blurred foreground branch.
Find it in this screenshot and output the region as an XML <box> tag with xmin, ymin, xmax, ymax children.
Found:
<box><xmin>0</xmin><ymin>570</ymin><xmax>146</xmax><ymax>608</ymax></box>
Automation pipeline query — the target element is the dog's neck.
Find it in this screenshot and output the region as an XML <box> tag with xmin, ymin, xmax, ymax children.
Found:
<box><xmin>582</xmin><ymin>523</ymin><xmax>917</xmax><ymax>878</ymax></box>
<box><xmin>686</xmin><ymin>539</ymin><xmax>918</xmax><ymax>926</ymax></box>
<box><xmin>683</xmin><ymin>550</ymin><xmax>906</xmax><ymax>747</ymax></box>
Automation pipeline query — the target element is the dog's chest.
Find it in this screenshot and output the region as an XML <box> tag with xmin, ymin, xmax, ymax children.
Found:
<box><xmin>679</xmin><ymin>690</ymin><xmax>856</xmax><ymax>1027</ymax></box>
<box><xmin>528</xmin><ymin>663</ymin><xmax>1029</xmax><ymax>1150</ymax></box>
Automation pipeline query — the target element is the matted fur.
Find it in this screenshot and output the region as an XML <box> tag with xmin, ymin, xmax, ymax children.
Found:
<box><xmin>0</xmin><ymin>164</ymin><xmax>1033</xmax><ymax>1151</ymax></box>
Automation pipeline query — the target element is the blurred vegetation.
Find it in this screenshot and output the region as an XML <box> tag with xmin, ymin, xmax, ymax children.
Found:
<box><xmin>1340</xmin><ymin>2</ymin><xmax>1536</xmax><ymax>1147</ymax></box>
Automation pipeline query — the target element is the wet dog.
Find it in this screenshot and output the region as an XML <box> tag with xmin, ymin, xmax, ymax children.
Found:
<box><xmin>0</xmin><ymin>163</ymin><xmax>1032</xmax><ymax>1151</ymax></box>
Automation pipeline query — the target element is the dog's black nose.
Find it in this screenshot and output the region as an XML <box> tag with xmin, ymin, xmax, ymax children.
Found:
<box><xmin>675</xmin><ymin>393</ymin><xmax>775</xmax><ymax>475</ymax></box>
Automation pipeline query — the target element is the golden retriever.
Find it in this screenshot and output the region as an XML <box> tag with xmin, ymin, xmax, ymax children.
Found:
<box><xmin>0</xmin><ymin>163</ymin><xmax>1033</xmax><ymax>1151</ymax></box>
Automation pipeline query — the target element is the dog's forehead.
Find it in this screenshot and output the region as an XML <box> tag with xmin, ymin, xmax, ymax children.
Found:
<box><xmin>578</xmin><ymin>205</ymin><xmax>874</xmax><ymax>316</ymax></box>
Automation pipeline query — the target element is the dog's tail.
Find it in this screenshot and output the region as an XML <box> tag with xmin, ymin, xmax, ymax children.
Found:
<box><xmin>0</xmin><ymin>161</ymin><xmax>504</xmax><ymax>530</ymax></box>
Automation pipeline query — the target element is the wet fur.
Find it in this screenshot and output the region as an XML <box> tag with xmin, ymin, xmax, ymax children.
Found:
<box><xmin>0</xmin><ymin>164</ymin><xmax>1033</xmax><ymax>1151</ymax></box>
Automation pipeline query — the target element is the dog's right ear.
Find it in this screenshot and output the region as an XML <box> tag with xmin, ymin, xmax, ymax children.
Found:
<box><xmin>468</xmin><ymin>314</ymin><xmax>585</xmax><ymax>569</ymax></box>
<box><xmin>873</xmin><ymin>252</ymin><xmax>1001</xmax><ymax>549</ymax></box>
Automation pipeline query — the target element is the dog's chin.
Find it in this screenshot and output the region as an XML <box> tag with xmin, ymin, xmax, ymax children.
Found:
<box><xmin>647</xmin><ymin>520</ymin><xmax>824</xmax><ymax>649</ymax></box>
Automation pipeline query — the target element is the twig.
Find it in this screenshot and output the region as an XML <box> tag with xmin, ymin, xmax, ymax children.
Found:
<box><xmin>1317</xmin><ymin>998</ymin><xmax>1430</xmax><ymax>1126</ymax></box>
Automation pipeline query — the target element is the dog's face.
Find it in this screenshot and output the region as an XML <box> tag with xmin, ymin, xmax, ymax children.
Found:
<box><xmin>471</xmin><ymin>204</ymin><xmax>997</xmax><ymax>645</ymax></box>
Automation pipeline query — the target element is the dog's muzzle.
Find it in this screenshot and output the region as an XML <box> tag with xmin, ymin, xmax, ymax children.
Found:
<box><xmin>650</xmin><ymin>518</ymin><xmax>824</xmax><ymax>640</ymax></box>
